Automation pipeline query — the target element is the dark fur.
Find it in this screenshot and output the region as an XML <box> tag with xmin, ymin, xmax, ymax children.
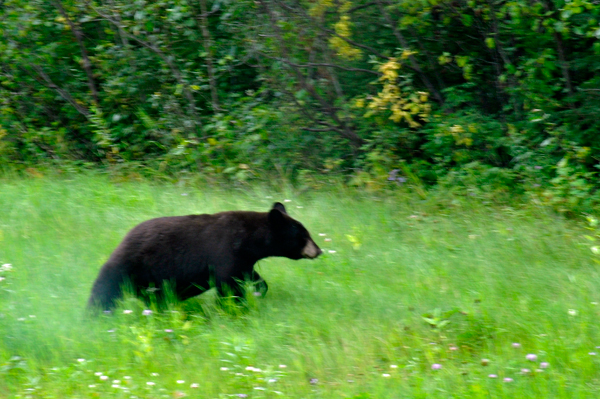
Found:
<box><xmin>87</xmin><ymin>203</ymin><xmax>321</xmax><ymax>310</ymax></box>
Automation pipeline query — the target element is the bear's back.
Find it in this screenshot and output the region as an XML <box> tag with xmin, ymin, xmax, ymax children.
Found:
<box><xmin>112</xmin><ymin>212</ymin><xmax>266</xmax><ymax>267</ymax></box>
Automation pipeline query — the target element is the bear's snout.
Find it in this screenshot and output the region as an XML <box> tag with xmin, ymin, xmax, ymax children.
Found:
<box><xmin>301</xmin><ymin>239</ymin><xmax>322</xmax><ymax>259</ymax></box>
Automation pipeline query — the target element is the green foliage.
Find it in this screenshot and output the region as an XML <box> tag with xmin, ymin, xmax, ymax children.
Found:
<box><xmin>1</xmin><ymin>0</ymin><xmax>599</xmax><ymax>210</ymax></box>
<box><xmin>542</xmin><ymin>156</ymin><xmax>598</xmax><ymax>213</ymax></box>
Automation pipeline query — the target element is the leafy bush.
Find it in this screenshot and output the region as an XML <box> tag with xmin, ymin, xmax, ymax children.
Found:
<box><xmin>1</xmin><ymin>0</ymin><xmax>599</xmax><ymax>211</ymax></box>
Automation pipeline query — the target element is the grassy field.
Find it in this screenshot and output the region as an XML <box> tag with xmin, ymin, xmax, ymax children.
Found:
<box><xmin>1</xmin><ymin>175</ymin><xmax>600</xmax><ymax>398</ymax></box>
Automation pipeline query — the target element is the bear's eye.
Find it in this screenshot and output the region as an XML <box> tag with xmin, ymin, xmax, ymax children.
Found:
<box><xmin>298</xmin><ymin>230</ymin><xmax>309</xmax><ymax>242</ymax></box>
<box><xmin>290</xmin><ymin>224</ymin><xmax>303</xmax><ymax>236</ymax></box>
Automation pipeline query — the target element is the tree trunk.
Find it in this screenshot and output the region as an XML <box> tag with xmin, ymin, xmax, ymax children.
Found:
<box><xmin>198</xmin><ymin>0</ymin><xmax>220</xmax><ymax>111</ymax></box>
<box><xmin>52</xmin><ymin>0</ymin><xmax>100</xmax><ymax>106</ymax></box>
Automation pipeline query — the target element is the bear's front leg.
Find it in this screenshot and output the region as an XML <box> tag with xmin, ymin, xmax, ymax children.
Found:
<box><xmin>251</xmin><ymin>270</ymin><xmax>268</xmax><ymax>296</ymax></box>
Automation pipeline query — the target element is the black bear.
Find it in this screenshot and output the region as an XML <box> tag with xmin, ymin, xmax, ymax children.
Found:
<box><xmin>87</xmin><ymin>202</ymin><xmax>321</xmax><ymax>310</ymax></box>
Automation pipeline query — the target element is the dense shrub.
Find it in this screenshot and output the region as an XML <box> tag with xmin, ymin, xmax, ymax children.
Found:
<box><xmin>1</xmin><ymin>0</ymin><xmax>598</xmax><ymax>210</ymax></box>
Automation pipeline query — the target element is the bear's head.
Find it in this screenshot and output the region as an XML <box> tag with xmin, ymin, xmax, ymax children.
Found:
<box><xmin>268</xmin><ymin>202</ymin><xmax>322</xmax><ymax>260</ymax></box>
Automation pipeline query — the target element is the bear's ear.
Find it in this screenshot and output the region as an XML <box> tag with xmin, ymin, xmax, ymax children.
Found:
<box><xmin>268</xmin><ymin>208</ymin><xmax>286</xmax><ymax>229</ymax></box>
<box><xmin>272</xmin><ymin>202</ymin><xmax>287</xmax><ymax>214</ymax></box>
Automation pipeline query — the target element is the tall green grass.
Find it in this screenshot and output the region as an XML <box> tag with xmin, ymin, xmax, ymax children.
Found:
<box><xmin>1</xmin><ymin>175</ymin><xmax>599</xmax><ymax>398</ymax></box>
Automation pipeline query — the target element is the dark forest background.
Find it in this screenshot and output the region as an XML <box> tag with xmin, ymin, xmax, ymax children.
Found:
<box><xmin>1</xmin><ymin>0</ymin><xmax>599</xmax><ymax>210</ymax></box>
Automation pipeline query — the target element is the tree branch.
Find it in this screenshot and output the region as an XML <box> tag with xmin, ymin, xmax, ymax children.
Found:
<box><xmin>540</xmin><ymin>0</ymin><xmax>575</xmax><ymax>103</ymax></box>
<box><xmin>485</xmin><ymin>0</ymin><xmax>521</xmax><ymax>115</ymax></box>
<box><xmin>301</xmin><ymin>126</ymin><xmax>342</xmax><ymax>132</ymax></box>
<box><xmin>259</xmin><ymin>53</ymin><xmax>380</xmax><ymax>76</ymax></box>
<box><xmin>52</xmin><ymin>0</ymin><xmax>100</xmax><ymax>106</ymax></box>
<box><xmin>347</xmin><ymin>2</ymin><xmax>385</xmax><ymax>14</ymax></box>
<box><xmin>197</xmin><ymin>0</ymin><xmax>220</xmax><ymax>111</ymax></box>
<box><xmin>28</xmin><ymin>64</ymin><xmax>91</xmax><ymax>117</ymax></box>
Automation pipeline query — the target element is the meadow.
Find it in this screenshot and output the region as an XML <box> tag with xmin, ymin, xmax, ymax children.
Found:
<box><xmin>1</xmin><ymin>175</ymin><xmax>599</xmax><ymax>398</ymax></box>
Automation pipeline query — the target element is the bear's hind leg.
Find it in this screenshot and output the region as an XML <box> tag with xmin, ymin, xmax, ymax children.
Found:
<box><xmin>216</xmin><ymin>277</ymin><xmax>246</xmax><ymax>302</ymax></box>
<box><xmin>87</xmin><ymin>264</ymin><xmax>126</xmax><ymax>312</ymax></box>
